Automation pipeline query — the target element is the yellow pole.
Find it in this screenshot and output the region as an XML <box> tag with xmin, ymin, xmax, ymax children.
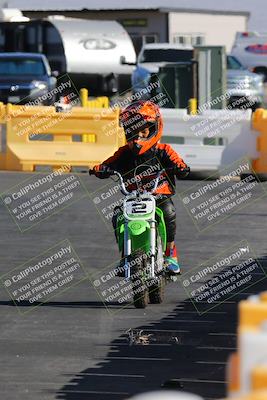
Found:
<box><xmin>189</xmin><ymin>98</ymin><xmax>197</xmax><ymax>115</ymax></box>
<box><xmin>80</xmin><ymin>88</ymin><xmax>88</xmax><ymax>108</ymax></box>
<box><xmin>80</xmin><ymin>88</ymin><xmax>88</xmax><ymax>141</ymax></box>
<box><xmin>98</xmin><ymin>97</ymin><xmax>109</xmax><ymax>108</ymax></box>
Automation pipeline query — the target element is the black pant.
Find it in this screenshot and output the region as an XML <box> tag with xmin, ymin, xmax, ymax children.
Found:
<box><xmin>112</xmin><ymin>197</ymin><xmax>176</xmax><ymax>243</ymax></box>
<box><xmin>156</xmin><ymin>197</ymin><xmax>176</xmax><ymax>243</ymax></box>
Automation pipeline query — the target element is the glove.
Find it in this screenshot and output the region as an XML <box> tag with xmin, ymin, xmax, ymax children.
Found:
<box><xmin>175</xmin><ymin>165</ymin><xmax>190</xmax><ymax>179</ymax></box>
<box><xmin>92</xmin><ymin>164</ymin><xmax>111</xmax><ymax>179</ymax></box>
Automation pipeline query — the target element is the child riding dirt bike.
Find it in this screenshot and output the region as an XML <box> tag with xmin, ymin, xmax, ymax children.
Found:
<box><xmin>91</xmin><ymin>100</ymin><xmax>190</xmax><ymax>275</ymax></box>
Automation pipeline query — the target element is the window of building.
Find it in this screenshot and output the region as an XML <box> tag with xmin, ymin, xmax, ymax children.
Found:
<box><xmin>173</xmin><ymin>33</ymin><xmax>205</xmax><ymax>46</ymax></box>
<box><xmin>143</xmin><ymin>34</ymin><xmax>158</xmax><ymax>45</ymax></box>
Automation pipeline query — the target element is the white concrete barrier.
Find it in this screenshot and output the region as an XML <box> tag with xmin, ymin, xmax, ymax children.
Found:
<box><xmin>161</xmin><ymin>108</ymin><xmax>257</xmax><ymax>174</ymax></box>
<box><xmin>127</xmin><ymin>391</ymin><xmax>204</xmax><ymax>400</ymax></box>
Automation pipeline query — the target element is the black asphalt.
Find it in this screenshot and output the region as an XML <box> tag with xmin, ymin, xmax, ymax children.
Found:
<box><xmin>0</xmin><ymin>171</ymin><xmax>267</xmax><ymax>400</ymax></box>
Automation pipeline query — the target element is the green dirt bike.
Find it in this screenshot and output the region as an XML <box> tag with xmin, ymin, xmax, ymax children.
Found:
<box><xmin>90</xmin><ymin>167</ymin><xmax>175</xmax><ymax>309</ymax></box>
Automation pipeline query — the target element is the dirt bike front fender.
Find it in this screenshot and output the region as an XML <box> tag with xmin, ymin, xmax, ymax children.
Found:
<box><xmin>118</xmin><ymin>220</ymin><xmax>151</xmax><ymax>254</ymax></box>
<box><xmin>128</xmin><ymin>220</ymin><xmax>150</xmax><ymax>236</ymax></box>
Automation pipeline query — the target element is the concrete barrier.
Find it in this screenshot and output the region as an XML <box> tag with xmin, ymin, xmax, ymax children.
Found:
<box><xmin>227</xmin><ymin>292</ymin><xmax>267</xmax><ymax>397</ymax></box>
<box><xmin>161</xmin><ymin>108</ymin><xmax>256</xmax><ymax>174</ymax></box>
<box><xmin>252</xmin><ymin>108</ymin><xmax>267</xmax><ymax>175</ymax></box>
<box><xmin>0</xmin><ymin>104</ymin><xmax>124</xmax><ymax>171</ymax></box>
<box><xmin>0</xmin><ymin>103</ymin><xmax>262</xmax><ymax>174</ymax></box>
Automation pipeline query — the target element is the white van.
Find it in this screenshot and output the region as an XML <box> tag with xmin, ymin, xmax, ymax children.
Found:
<box><xmin>231</xmin><ymin>32</ymin><xmax>267</xmax><ymax>79</ymax></box>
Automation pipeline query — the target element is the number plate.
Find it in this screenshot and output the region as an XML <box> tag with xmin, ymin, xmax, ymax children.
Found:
<box><xmin>125</xmin><ymin>198</ymin><xmax>154</xmax><ymax>216</ymax></box>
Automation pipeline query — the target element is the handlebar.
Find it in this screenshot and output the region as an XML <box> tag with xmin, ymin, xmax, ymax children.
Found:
<box><xmin>89</xmin><ymin>166</ymin><xmax>186</xmax><ymax>196</ymax></box>
<box><xmin>89</xmin><ymin>168</ymin><xmax>129</xmax><ymax>195</ymax></box>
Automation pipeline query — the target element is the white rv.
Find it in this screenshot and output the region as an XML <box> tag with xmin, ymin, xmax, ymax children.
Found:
<box><xmin>231</xmin><ymin>32</ymin><xmax>267</xmax><ymax>80</ymax></box>
<box><xmin>0</xmin><ymin>13</ymin><xmax>136</xmax><ymax>94</ymax></box>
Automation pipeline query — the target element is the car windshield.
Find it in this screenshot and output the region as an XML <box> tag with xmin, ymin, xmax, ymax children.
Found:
<box><xmin>227</xmin><ymin>56</ymin><xmax>244</xmax><ymax>70</ymax></box>
<box><xmin>0</xmin><ymin>58</ymin><xmax>45</xmax><ymax>75</ymax></box>
<box><xmin>139</xmin><ymin>49</ymin><xmax>192</xmax><ymax>63</ymax></box>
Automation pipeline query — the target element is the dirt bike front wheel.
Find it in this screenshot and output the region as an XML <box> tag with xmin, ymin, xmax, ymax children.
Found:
<box><xmin>130</xmin><ymin>250</ymin><xmax>149</xmax><ymax>309</ymax></box>
<box><xmin>149</xmin><ymin>235</ymin><xmax>165</xmax><ymax>304</ymax></box>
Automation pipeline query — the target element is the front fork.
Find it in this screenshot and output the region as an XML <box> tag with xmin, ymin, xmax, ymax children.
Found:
<box><xmin>123</xmin><ymin>220</ymin><xmax>157</xmax><ymax>279</ymax></box>
<box><xmin>150</xmin><ymin>220</ymin><xmax>156</xmax><ymax>278</ymax></box>
<box><xmin>124</xmin><ymin>222</ymin><xmax>131</xmax><ymax>280</ymax></box>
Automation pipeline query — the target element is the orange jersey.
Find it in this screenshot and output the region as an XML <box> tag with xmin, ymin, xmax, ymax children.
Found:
<box><xmin>101</xmin><ymin>143</ymin><xmax>188</xmax><ymax>195</ymax></box>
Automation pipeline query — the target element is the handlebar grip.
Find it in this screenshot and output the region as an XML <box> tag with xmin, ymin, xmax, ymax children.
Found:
<box><xmin>175</xmin><ymin>166</ymin><xmax>190</xmax><ymax>178</ymax></box>
<box><xmin>89</xmin><ymin>167</ymin><xmax>115</xmax><ymax>176</ymax></box>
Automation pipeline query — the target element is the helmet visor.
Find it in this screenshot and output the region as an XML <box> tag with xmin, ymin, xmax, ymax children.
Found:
<box><xmin>120</xmin><ymin>112</ymin><xmax>157</xmax><ymax>142</ymax></box>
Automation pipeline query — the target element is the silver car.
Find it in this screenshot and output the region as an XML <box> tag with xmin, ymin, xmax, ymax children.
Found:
<box><xmin>227</xmin><ymin>55</ymin><xmax>264</xmax><ymax>110</ymax></box>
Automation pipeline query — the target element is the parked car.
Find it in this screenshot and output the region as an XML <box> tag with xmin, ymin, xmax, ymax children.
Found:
<box><xmin>227</xmin><ymin>55</ymin><xmax>264</xmax><ymax>110</ymax></box>
<box><xmin>0</xmin><ymin>52</ymin><xmax>57</xmax><ymax>104</ymax></box>
<box><xmin>131</xmin><ymin>43</ymin><xmax>193</xmax><ymax>98</ymax></box>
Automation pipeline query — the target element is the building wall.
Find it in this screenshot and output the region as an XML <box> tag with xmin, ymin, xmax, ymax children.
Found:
<box><xmin>24</xmin><ymin>10</ymin><xmax>168</xmax><ymax>51</ymax></box>
<box><xmin>23</xmin><ymin>9</ymin><xmax>247</xmax><ymax>53</ymax></box>
<box><xmin>168</xmin><ymin>12</ymin><xmax>248</xmax><ymax>52</ymax></box>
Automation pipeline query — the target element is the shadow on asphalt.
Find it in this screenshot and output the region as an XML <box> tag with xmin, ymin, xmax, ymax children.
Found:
<box><xmin>0</xmin><ymin>301</ymin><xmax>130</xmax><ymax>309</ymax></box>
<box><xmin>53</xmin><ymin>256</ymin><xmax>267</xmax><ymax>400</ymax></box>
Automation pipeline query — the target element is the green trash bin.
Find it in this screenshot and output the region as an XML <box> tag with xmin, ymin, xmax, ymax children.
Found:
<box><xmin>151</xmin><ymin>62</ymin><xmax>197</xmax><ymax>109</ymax></box>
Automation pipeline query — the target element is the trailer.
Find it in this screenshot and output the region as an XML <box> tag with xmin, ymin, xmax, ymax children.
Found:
<box><xmin>231</xmin><ymin>31</ymin><xmax>267</xmax><ymax>80</ymax></box>
<box><xmin>0</xmin><ymin>14</ymin><xmax>136</xmax><ymax>94</ymax></box>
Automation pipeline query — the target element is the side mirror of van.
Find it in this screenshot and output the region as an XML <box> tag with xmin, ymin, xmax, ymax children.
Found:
<box><xmin>52</xmin><ymin>70</ymin><xmax>59</xmax><ymax>77</ymax></box>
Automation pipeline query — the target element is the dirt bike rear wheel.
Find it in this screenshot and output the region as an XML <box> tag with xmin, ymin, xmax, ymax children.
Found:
<box><xmin>149</xmin><ymin>276</ymin><xmax>165</xmax><ymax>304</ymax></box>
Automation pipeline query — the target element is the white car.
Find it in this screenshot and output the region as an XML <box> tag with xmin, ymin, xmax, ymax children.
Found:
<box><xmin>132</xmin><ymin>43</ymin><xmax>193</xmax><ymax>97</ymax></box>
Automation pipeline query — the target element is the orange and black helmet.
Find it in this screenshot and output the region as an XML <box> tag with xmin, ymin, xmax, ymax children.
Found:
<box><xmin>119</xmin><ymin>100</ymin><xmax>163</xmax><ymax>155</ymax></box>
